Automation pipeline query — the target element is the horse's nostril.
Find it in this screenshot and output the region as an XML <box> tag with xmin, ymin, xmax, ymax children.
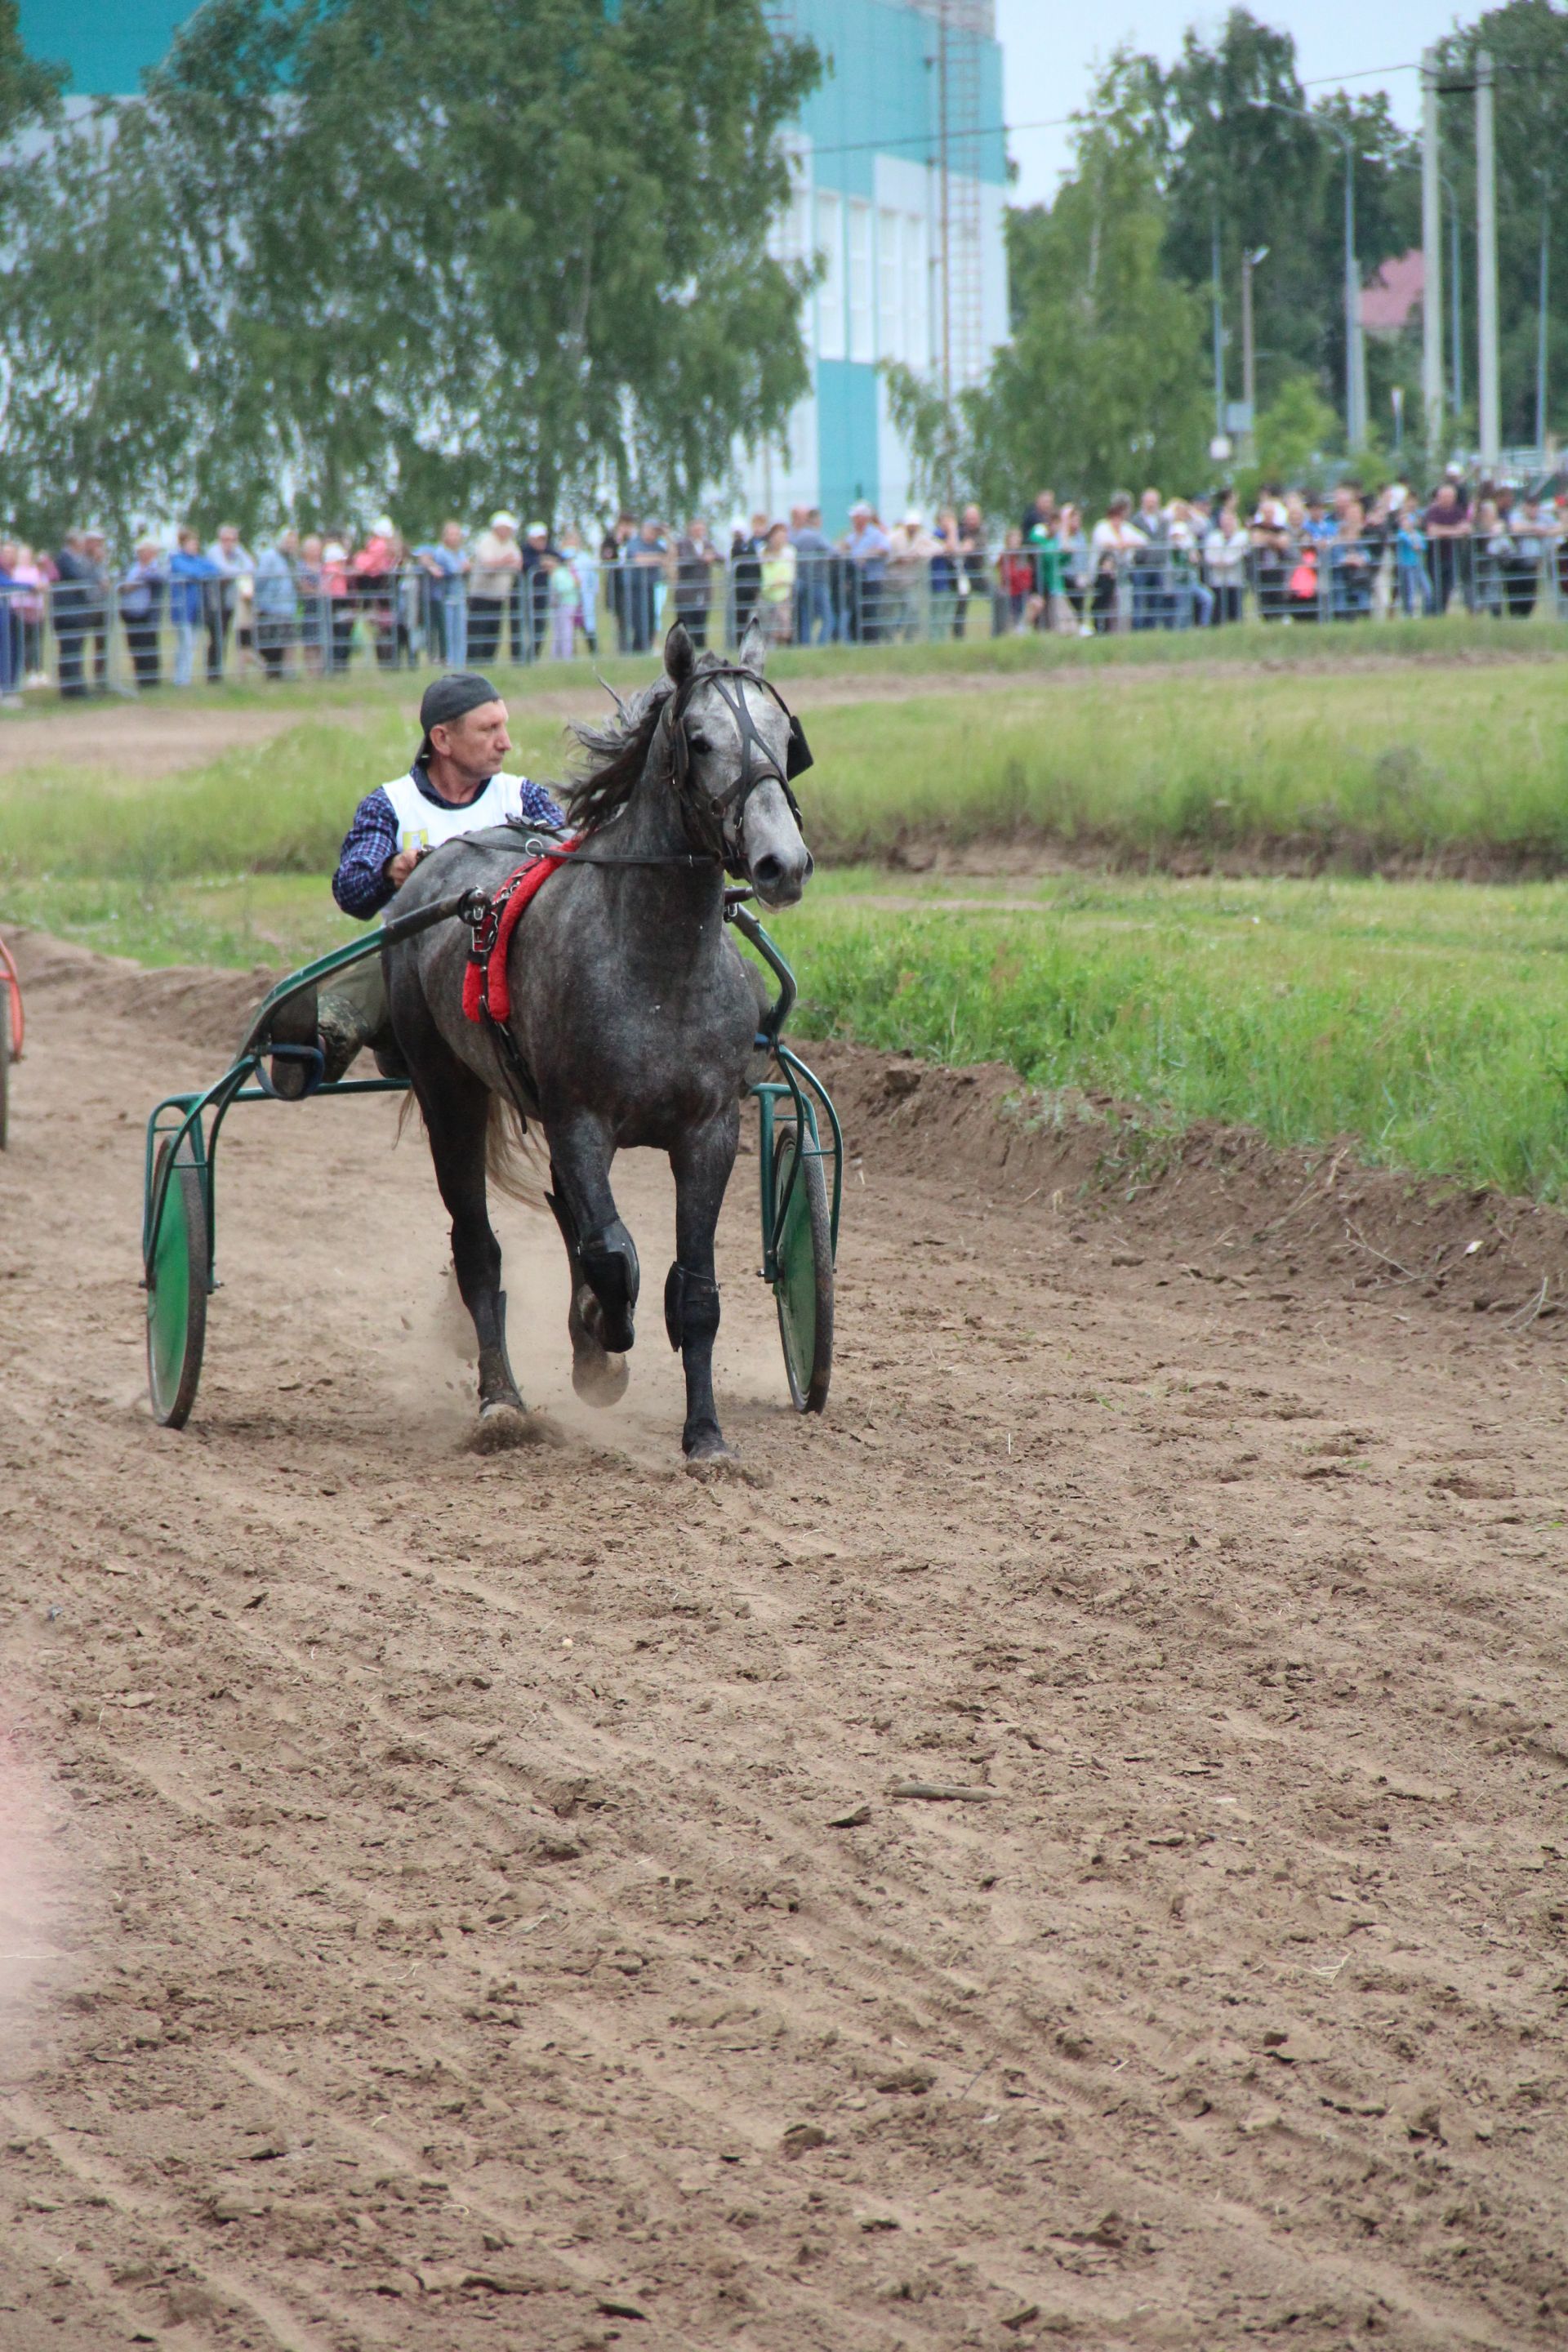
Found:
<box><xmin>754</xmin><ymin>853</ymin><xmax>783</xmax><ymax>886</ymax></box>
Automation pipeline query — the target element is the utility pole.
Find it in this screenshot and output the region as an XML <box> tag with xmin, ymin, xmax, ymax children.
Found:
<box><xmin>1537</xmin><ymin>185</ymin><xmax>1552</xmax><ymax>459</ymax></box>
<box><xmin>1341</xmin><ymin>143</ymin><xmax>1365</xmax><ymax>446</ymax></box>
<box><xmin>1476</xmin><ymin>49</ymin><xmax>1500</xmax><ymax>469</ymax></box>
<box><xmin>1421</xmin><ymin>47</ymin><xmax>1445</xmax><ymax>452</ymax></box>
<box><xmin>1211</xmin><ymin>212</ymin><xmax>1226</xmax><ymax>443</ymax></box>
<box><xmin>937</xmin><ymin>4</ymin><xmax>951</xmax><ymax>409</ymax></box>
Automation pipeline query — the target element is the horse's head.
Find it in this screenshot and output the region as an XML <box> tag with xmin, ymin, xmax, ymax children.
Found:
<box><xmin>662</xmin><ymin>621</ymin><xmax>814</xmax><ymax>909</ymax></box>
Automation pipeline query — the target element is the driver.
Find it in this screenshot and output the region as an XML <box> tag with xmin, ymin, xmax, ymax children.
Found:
<box><xmin>277</xmin><ymin>671</ymin><xmax>565</xmax><ymax>1093</ymax></box>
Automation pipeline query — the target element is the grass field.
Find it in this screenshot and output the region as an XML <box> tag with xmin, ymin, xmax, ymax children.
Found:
<box><xmin>4</xmin><ymin>608</ymin><xmax>1564</xmax><ymax>732</ymax></box>
<box><xmin>7</xmin><ymin>639</ymin><xmax>1568</xmax><ymax>1199</ymax></box>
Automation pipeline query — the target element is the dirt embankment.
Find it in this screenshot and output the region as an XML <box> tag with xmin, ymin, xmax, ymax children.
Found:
<box><xmin>2</xmin><ymin>930</ymin><xmax>1567</xmax><ymax>2352</ymax></box>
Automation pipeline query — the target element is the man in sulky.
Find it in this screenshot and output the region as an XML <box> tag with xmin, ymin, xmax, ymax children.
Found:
<box><xmin>270</xmin><ymin>671</ymin><xmax>564</xmax><ymax>1094</ymax></box>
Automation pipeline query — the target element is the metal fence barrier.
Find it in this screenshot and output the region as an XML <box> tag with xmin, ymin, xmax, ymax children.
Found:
<box><xmin>5</xmin><ymin>532</ymin><xmax>1567</xmax><ymax>697</ymax></box>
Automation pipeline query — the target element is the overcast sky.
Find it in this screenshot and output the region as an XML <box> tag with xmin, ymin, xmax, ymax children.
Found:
<box><xmin>994</xmin><ymin>2</ymin><xmax>1467</xmax><ymax>206</ymax></box>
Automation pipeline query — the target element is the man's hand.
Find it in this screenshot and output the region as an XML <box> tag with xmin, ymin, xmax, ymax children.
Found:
<box><xmin>385</xmin><ymin>848</ymin><xmax>421</xmax><ymax>890</ymax></box>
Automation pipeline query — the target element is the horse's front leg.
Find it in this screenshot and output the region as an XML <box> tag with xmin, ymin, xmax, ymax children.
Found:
<box><xmin>546</xmin><ymin>1111</ymin><xmax>640</xmax><ymax>1384</ymax></box>
<box><xmin>666</xmin><ymin>1107</ymin><xmax>740</xmax><ymax>1467</ymax></box>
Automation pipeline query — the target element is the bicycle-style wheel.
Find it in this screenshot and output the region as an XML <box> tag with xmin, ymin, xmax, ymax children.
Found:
<box><xmin>145</xmin><ymin>1136</ymin><xmax>208</xmax><ymax>1428</ymax></box>
<box><xmin>771</xmin><ymin>1122</ymin><xmax>833</xmax><ymax>1414</ymax></box>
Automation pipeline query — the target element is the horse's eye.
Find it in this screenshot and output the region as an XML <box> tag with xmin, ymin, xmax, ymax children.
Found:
<box><xmin>687</xmin><ymin>733</ymin><xmax>711</xmax><ymax>755</ymax></box>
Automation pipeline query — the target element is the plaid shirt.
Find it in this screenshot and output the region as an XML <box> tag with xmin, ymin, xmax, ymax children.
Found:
<box><xmin>332</xmin><ymin>764</ymin><xmax>567</xmax><ymax>919</ymax></box>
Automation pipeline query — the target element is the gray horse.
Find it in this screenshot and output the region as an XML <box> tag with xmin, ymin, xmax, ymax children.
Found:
<box><xmin>384</xmin><ymin>620</ymin><xmax>813</xmax><ymax>1466</ymax></box>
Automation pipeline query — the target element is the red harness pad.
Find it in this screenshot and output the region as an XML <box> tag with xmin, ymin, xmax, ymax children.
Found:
<box><xmin>462</xmin><ymin>839</ymin><xmax>578</xmax><ymax>1025</ymax></box>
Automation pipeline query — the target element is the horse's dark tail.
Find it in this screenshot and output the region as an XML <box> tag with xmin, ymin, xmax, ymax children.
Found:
<box><xmin>395</xmin><ymin>1088</ymin><xmax>549</xmax><ymax>1213</ymax></box>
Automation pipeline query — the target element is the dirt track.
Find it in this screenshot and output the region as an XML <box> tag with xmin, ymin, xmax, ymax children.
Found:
<box><xmin>2</xmin><ymin>929</ymin><xmax>1568</xmax><ymax>2352</ymax></box>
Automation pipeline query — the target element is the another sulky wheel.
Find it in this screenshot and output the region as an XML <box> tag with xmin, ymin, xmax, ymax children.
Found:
<box><xmin>771</xmin><ymin>1121</ymin><xmax>833</xmax><ymax>1414</ymax></box>
<box><xmin>145</xmin><ymin>1136</ymin><xmax>208</xmax><ymax>1428</ymax></box>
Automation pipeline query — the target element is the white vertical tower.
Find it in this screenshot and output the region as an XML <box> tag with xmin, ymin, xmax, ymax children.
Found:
<box><xmin>916</xmin><ymin>0</ymin><xmax>991</xmax><ymax>397</ymax></box>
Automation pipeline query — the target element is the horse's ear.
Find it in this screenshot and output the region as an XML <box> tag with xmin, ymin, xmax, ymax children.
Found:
<box><xmin>737</xmin><ymin>616</ymin><xmax>767</xmax><ymax>678</ymax></box>
<box><xmin>664</xmin><ymin>621</ymin><xmax>696</xmax><ymax>685</ymax></box>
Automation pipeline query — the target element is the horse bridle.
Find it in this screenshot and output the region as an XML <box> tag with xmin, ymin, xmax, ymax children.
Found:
<box><xmin>663</xmin><ymin>664</ymin><xmax>813</xmax><ymax>874</ymax></box>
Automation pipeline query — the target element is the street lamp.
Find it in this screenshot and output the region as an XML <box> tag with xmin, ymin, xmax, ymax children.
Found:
<box><xmin>1241</xmin><ymin>244</ymin><xmax>1269</xmax><ymax>458</ymax></box>
<box><xmin>1254</xmin><ymin>98</ymin><xmax>1365</xmax><ymax>449</ymax></box>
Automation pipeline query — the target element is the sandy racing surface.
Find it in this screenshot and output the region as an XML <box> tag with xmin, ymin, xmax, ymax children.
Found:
<box><xmin>2</xmin><ymin>929</ymin><xmax>1568</xmax><ymax>2350</ymax></box>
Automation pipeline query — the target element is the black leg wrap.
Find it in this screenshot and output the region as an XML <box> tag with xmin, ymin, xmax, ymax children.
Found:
<box><xmin>579</xmin><ymin>1218</ymin><xmax>639</xmax><ymax>1351</ymax></box>
<box><xmin>470</xmin><ymin>1289</ymin><xmax>520</xmax><ymax>1408</ymax></box>
<box><xmin>664</xmin><ymin>1262</ymin><xmax>721</xmax><ymax>1354</ymax></box>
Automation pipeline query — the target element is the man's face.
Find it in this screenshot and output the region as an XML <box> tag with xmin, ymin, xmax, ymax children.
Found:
<box><xmin>280</xmin><ymin>530</ymin><xmax>298</xmax><ymax>555</ymax></box>
<box><xmin>442</xmin><ymin>522</ymin><xmax>463</xmax><ymax>548</ymax></box>
<box><xmin>1141</xmin><ymin>490</ymin><xmax>1160</xmax><ymax>514</ymax></box>
<box><xmin>219</xmin><ymin>526</ymin><xmax>238</xmax><ymax>553</ymax></box>
<box><xmin>433</xmin><ymin>700</ymin><xmax>510</xmax><ymax>777</ymax></box>
<box><xmin>0</xmin><ymin>544</ymin><xmax>16</xmax><ymax>571</ymax></box>
<box><xmin>751</xmin><ymin>513</ymin><xmax>768</xmax><ymax>535</ymax></box>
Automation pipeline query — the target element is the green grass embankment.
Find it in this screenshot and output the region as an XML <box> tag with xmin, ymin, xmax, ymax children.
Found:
<box><xmin>771</xmin><ymin>873</ymin><xmax>1568</xmax><ymax>1202</ymax></box>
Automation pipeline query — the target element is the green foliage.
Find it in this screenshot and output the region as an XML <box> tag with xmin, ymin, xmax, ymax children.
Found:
<box><xmin>780</xmin><ymin>873</ymin><xmax>1568</xmax><ymax>1200</ymax></box>
<box><xmin>1160</xmin><ymin>11</ymin><xmax>1419</xmax><ymax>417</ymax></box>
<box><xmin>0</xmin><ymin>107</ymin><xmax>198</xmax><ymax>546</ymax></box>
<box><xmin>0</xmin><ymin>0</ymin><xmax>820</xmax><ymax>543</ymax></box>
<box><xmin>947</xmin><ymin>64</ymin><xmax>1211</xmax><ymax>515</ymax></box>
<box><xmin>1233</xmin><ymin>374</ymin><xmax>1341</xmax><ymax>506</ymax></box>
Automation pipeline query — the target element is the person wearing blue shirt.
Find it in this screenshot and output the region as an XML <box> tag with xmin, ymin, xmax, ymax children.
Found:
<box><xmin>252</xmin><ymin>532</ymin><xmax>299</xmax><ymax>679</ymax></box>
<box><xmin>167</xmin><ymin>529</ymin><xmax>221</xmax><ymax>687</ymax></box>
<box><xmin>416</xmin><ymin>521</ymin><xmax>470</xmax><ymax>666</ymax></box>
<box><xmin>119</xmin><ymin>538</ymin><xmax>167</xmax><ymax>688</ymax></box>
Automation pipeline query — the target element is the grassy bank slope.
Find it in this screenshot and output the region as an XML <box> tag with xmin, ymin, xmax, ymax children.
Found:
<box><xmin>774</xmin><ymin>874</ymin><xmax>1568</xmax><ymax>1200</ymax></box>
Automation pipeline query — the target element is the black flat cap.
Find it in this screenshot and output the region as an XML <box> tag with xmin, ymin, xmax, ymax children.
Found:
<box><xmin>417</xmin><ymin>671</ymin><xmax>502</xmax><ymax>760</ymax></box>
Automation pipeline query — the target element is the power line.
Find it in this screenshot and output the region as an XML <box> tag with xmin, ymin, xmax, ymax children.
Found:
<box><xmin>807</xmin><ymin>64</ymin><xmax>1431</xmax><ymax>161</ymax></box>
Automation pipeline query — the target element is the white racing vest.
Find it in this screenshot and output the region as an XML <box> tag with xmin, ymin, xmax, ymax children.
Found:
<box><xmin>380</xmin><ymin>768</ymin><xmax>531</xmax><ymax>855</ymax></box>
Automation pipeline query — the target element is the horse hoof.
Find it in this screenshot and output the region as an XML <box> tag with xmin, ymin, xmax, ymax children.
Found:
<box><xmin>684</xmin><ymin>1446</ymin><xmax>746</xmax><ymax>1484</ymax></box>
<box><xmin>572</xmin><ymin>1346</ymin><xmax>630</xmax><ymax>1407</ymax></box>
<box><xmin>470</xmin><ymin>1401</ymin><xmax>557</xmax><ymax>1454</ymax></box>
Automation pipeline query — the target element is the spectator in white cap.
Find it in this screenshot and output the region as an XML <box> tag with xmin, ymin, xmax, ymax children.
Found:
<box><xmin>520</xmin><ymin>519</ymin><xmax>562</xmax><ymax>662</ymax></box>
<box><xmin>468</xmin><ymin>510</ymin><xmax>521</xmax><ymax>665</ymax></box>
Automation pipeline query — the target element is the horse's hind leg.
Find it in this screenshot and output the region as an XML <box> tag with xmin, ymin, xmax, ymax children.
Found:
<box><xmin>546</xmin><ymin>1113</ymin><xmax>639</xmax><ymax>1393</ymax></box>
<box><xmin>666</xmin><ymin>1108</ymin><xmax>740</xmax><ymax>1468</ymax></box>
<box><xmin>413</xmin><ymin>1054</ymin><xmax>528</xmax><ymax>1440</ymax></box>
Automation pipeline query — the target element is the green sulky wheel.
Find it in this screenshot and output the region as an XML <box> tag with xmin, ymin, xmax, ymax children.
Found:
<box><xmin>145</xmin><ymin>1136</ymin><xmax>209</xmax><ymax>1428</ymax></box>
<box><xmin>771</xmin><ymin>1121</ymin><xmax>834</xmax><ymax>1414</ymax></box>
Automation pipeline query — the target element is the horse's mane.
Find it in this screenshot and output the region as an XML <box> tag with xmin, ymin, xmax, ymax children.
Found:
<box><xmin>562</xmin><ymin>651</ymin><xmax>733</xmax><ymax>835</ymax></box>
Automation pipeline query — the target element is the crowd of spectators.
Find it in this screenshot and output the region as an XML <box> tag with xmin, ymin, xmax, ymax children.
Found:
<box><xmin>7</xmin><ymin>466</ymin><xmax>1566</xmax><ymax>697</ymax></box>
<box><xmin>998</xmin><ymin>467</ymin><xmax>1568</xmax><ymax>635</ymax></box>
